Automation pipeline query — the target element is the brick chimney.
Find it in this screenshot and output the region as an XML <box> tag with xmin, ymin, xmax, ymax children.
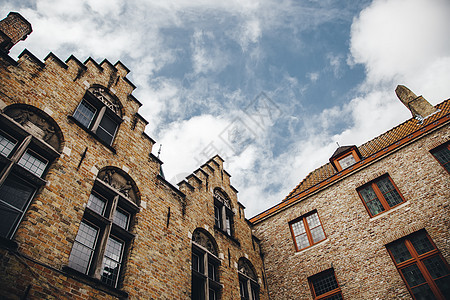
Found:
<box><xmin>395</xmin><ymin>85</ymin><xmax>437</xmax><ymax>120</ymax></box>
<box><xmin>0</xmin><ymin>12</ymin><xmax>32</xmax><ymax>54</ymax></box>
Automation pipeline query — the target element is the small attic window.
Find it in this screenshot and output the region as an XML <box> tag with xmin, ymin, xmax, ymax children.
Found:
<box><xmin>330</xmin><ymin>145</ymin><xmax>361</xmax><ymax>172</ymax></box>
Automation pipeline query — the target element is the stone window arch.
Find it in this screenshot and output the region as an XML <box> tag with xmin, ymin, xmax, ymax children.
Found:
<box><xmin>67</xmin><ymin>167</ymin><xmax>139</xmax><ymax>288</ymax></box>
<box><xmin>238</xmin><ymin>258</ymin><xmax>260</xmax><ymax>300</ymax></box>
<box><xmin>213</xmin><ymin>188</ymin><xmax>234</xmax><ymax>237</ymax></box>
<box><xmin>192</xmin><ymin>228</ymin><xmax>221</xmax><ymax>300</ymax></box>
<box><xmin>71</xmin><ymin>85</ymin><xmax>123</xmax><ymax>146</ymax></box>
<box><xmin>0</xmin><ymin>104</ymin><xmax>63</xmax><ymax>239</ymax></box>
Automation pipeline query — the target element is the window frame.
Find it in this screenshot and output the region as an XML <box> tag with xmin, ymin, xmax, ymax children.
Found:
<box><xmin>386</xmin><ymin>230</ymin><xmax>449</xmax><ymax>300</ymax></box>
<box><xmin>308</xmin><ymin>269</ymin><xmax>343</xmax><ymax>300</ymax></box>
<box><xmin>71</xmin><ymin>89</ymin><xmax>122</xmax><ymax>147</ymax></box>
<box><xmin>213</xmin><ymin>190</ymin><xmax>234</xmax><ymax>238</ymax></box>
<box><xmin>289</xmin><ymin>210</ymin><xmax>326</xmax><ymax>252</ymax></box>
<box><xmin>191</xmin><ymin>240</ymin><xmax>222</xmax><ymax>300</ymax></box>
<box><xmin>430</xmin><ymin>141</ymin><xmax>450</xmax><ymax>174</ymax></box>
<box><xmin>0</xmin><ymin>111</ymin><xmax>60</xmax><ymax>239</ymax></box>
<box><xmin>357</xmin><ymin>174</ymin><xmax>406</xmax><ymax>218</ymax></box>
<box><xmin>68</xmin><ymin>178</ymin><xmax>137</xmax><ymax>288</ymax></box>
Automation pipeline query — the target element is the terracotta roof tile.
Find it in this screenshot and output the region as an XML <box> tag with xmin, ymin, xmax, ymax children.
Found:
<box><xmin>283</xmin><ymin>99</ymin><xmax>450</xmax><ymax>202</ymax></box>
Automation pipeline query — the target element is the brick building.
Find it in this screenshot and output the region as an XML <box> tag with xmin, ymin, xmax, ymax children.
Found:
<box><xmin>0</xmin><ymin>11</ymin><xmax>448</xmax><ymax>300</ymax></box>
<box><xmin>0</xmin><ymin>12</ymin><xmax>267</xmax><ymax>300</ymax></box>
<box><xmin>250</xmin><ymin>88</ymin><xmax>450</xmax><ymax>298</ymax></box>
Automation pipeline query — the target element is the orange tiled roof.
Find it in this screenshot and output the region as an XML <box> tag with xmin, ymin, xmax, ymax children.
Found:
<box><xmin>249</xmin><ymin>99</ymin><xmax>450</xmax><ymax>224</ymax></box>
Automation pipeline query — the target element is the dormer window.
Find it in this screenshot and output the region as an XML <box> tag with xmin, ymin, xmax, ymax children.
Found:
<box><xmin>72</xmin><ymin>86</ymin><xmax>122</xmax><ymax>146</ymax></box>
<box><xmin>330</xmin><ymin>145</ymin><xmax>361</xmax><ymax>172</ymax></box>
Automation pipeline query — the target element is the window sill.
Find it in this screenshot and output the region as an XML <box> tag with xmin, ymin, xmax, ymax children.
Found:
<box><xmin>67</xmin><ymin>116</ymin><xmax>116</xmax><ymax>154</ymax></box>
<box><xmin>214</xmin><ymin>225</ymin><xmax>240</xmax><ymax>247</ymax></box>
<box><xmin>369</xmin><ymin>201</ymin><xmax>410</xmax><ymax>222</ymax></box>
<box><xmin>62</xmin><ymin>266</ymin><xmax>128</xmax><ymax>298</ymax></box>
<box><xmin>294</xmin><ymin>238</ymin><xmax>328</xmax><ymax>255</ymax></box>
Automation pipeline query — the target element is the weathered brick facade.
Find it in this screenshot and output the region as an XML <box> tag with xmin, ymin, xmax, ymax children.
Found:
<box><xmin>251</xmin><ymin>102</ymin><xmax>449</xmax><ymax>298</ymax></box>
<box><xmin>0</xmin><ymin>13</ymin><xmax>267</xmax><ymax>300</ymax></box>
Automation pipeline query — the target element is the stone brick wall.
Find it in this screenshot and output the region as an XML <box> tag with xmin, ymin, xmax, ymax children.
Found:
<box><xmin>0</xmin><ymin>16</ymin><xmax>267</xmax><ymax>299</ymax></box>
<box><xmin>252</xmin><ymin>124</ymin><xmax>449</xmax><ymax>299</ymax></box>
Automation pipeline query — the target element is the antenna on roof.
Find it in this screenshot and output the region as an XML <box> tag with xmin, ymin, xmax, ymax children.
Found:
<box><xmin>336</xmin><ymin>142</ymin><xmax>340</xmax><ymax>147</ymax></box>
<box><xmin>157</xmin><ymin>144</ymin><xmax>162</xmax><ymax>158</ymax></box>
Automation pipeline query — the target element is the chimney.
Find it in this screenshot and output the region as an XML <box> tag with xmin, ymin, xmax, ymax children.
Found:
<box><xmin>0</xmin><ymin>12</ymin><xmax>32</xmax><ymax>54</ymax></box>
<box><xmin>395</xmin><ymin>85</ymin><xmax>437</xmax><ymax>120</ymax></box>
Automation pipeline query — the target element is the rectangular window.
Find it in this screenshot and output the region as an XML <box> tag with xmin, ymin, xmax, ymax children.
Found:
<box><xmin>290</xmin><ymin>211</ymin><xmax>326</xmax><ymax>252</ymax></box>
<box><xmin>308</xmin><ymin>269</ymin><xmax>343</xmax><ymax>300</ymax></box>
<box><xmin>73</xmin><ymin>99</ymin><xmax>97</xmax><ymax>128</ymax></box>
<box><xmin>430</xmin><ymin>141</ymin><xmax>450</xmax><ymax>173</ymax></box>
<box><xmin>357</xmin><ymin>175</ymin><xmax>405</xmax><ymax>217</ymax></box>
<box><xmin>386</xmin><ymin>230</ymin><xmax>449</xmax><ymax>300</ymax></box>
<box><xmin>86</xmin><ymin>193</ymin><xmax>106</xmax><ymax>215</ymax></box>
<box><xmin>0</xmin><ymin>132</ymin><xmax>16</xmax><ymax>157</ymax></box>
<box><xmin>101</xmin><ymin>237</ymin><xmax>124</xmax><ymax>287</ymax></box>
<box><xmin>68</xmin><ymin>221</ymin><xmax>99</xmax><ymax>274</ymax></box>
<box><xmin>17</xmin><ymin>149</ymin><xmax>48</xmax><ymax>177</ymax></box>
<box><xmin>113</xmin><ymin>208</ymin><xmax>129</xmax><ymax>230</ymax></box>
<box><xmin>338</xmin><ymin>154</ymin><xmax>356</xmax><ymax>169</ymax></box>
<box><xmin>0</xmin><ymin>175</ymin><xmax>36</xmax><ymax>239</ymax></box>
<box><xmin>96</xmin><ymin>114</ymin><xmax>118</xmax><ymax>146</ymax></box>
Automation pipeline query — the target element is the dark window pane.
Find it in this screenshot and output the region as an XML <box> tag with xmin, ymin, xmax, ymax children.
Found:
<box><xmin>0</xmin><ymin>175</ymin><xmax>35</xmax><ymax>211</ymax></box>
<box><xmin>376</xmin><ymin>177</ymin><xmax>403</xmax><ymax>207</ymax></box>
<box><xmin>401</xmin><ymin>264</ymin><xmax>426</xmax><ymax>288</ymax></box>
<box><xmin>73</xmin><ymin>100</ymin><xmax>96</xmax><ymax>128</ymax></box>
<box><xmin>214</xmin><ymin>205</ymin><xmax>221</xmax><ymax>228</ymax></box>
<box><xmin>311</xmin><ymin>271</ymin><xmax>339</xmax><ymax>296</ymax></box>
<box><xmin>388</xmin><ymin>241</ymin><xmax>412</xmax><ymax>264</ymax></box>
<box><xmin>240</xmin><ymin>280</ymin><xmax>249</xmax><ymax>299</ymax></box>
<box><xmin>208</xmin><ymin>262</ymin><xmax>216</xmax><ymax>281</ymax></box>
<box><xmin>96</xmin><ymin>114</ymin><xmax>118</xmax><ymax>145</ymax></box>
<box><xmin>0</xmin><ymin>201</ymin><xmax>21</xmax><ymax>238</ymax></box>
<box><xmin>324</xmin><ymin>293</ymin><xmax>344</xmax><ymax>300</ymax></box>
<box><xmin>0</xmin><ymin>132</ymin><xmax>16</xmax><ymax>157</ymax></box>
<box><xmin>410</xmin><ymin>231</ymin><xmax>435</xmax><ymax>255</ymax></box>
<box><xmin>366</xmin><ymin>198</ymin><xmax>385</xmax><ymax>216</ymax></box>
<box><xmin>431</xmin><ymin>144</ymin><xmax>450</xmax><ymax>172</ymax></box>
<box><xmin>359</xmin><ymin>185</ymin><xmax>378</xmax><ymax>203</ymax></box>
<box><xmin>423</xmin><ymin>256</ymin><xmax>449</xmax><ymax>279</ymax></box>
<box><xmin>435</xmin><ymin>276</ymin><xmax>450</xmax><ymax>299</ymax></box>
<box><xmin>209</xmin><ymin>288</ymin><xmax>217</xmax><ymax>300</ymax></box>
<box><xmin>411</xmin><ymin>284</ymin><xmax>437</xmax><ymax>300</ymax></box>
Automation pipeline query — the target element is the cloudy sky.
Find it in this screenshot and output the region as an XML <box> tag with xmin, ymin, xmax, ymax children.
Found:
<box><xmin>2</xmin><ymin>0</ymin><xmax>449</xmax><ymax>217</ymax></box>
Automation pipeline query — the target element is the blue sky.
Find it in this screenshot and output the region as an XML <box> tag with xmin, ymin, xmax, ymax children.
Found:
<box><xmin>2</xmin><ymin>0</ymin><xmax>449</xmax><ymax>217</ymax></box>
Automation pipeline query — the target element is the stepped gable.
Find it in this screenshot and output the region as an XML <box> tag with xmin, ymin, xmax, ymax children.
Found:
<box><xmin>250</xmin><ymin>98</ymin><xmax>450</xmax><ymax>223</ymax></box>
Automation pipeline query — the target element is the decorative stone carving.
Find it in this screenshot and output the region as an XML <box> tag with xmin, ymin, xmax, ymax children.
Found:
<box><xmin>98</xmin><ymin>168</ymin><xmax>138</xmax><ymax>204</ymax></box>
<box><xmin>5</xmin><ymin>106</ymin><xmax>61</xmax><ymax>150</ymax></box>
<box><xmin>238</xmin><ymin>258</ymin><xmax>257</xmax><ymax>280</ymax></box>
<box><xmin>89</xmin><ymin>87</ymin><xmax>121</xmax><ymax>116</ymax></box>
<box><xmin>214</xmin><ymin>189</ymin><xmax>231</xmax><ymax>209</ymax></box>
<box><xmin>192</xmin><ymin>230</ymin><xmax>217</xmax><ymax>255</ymax></box>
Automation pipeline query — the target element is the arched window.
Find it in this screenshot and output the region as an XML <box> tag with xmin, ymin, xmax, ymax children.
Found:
<box><xmin>68</xmin><ymin>167</ymin><xmax>139</xmax><ymax>288</ymax></box>
<box><xmin>192</xmin><ymin>228</ymin><xmax>221</xmax><ymax>300</ymax></box>
<box><xmin>0</xmin><ymin>105</ymin><xmax>62</xmax><ymax>239</ymax></box>
<box><xmin>71</xmin><ymin>86</ymin><xmax>123</xmax><ymax>146</ymax></box>
<box><xmin>213</xmin><ymin>188</ymin><xmax>234</xmax><ymax>237</ymax></box>
<box><xmin>238</xmin><ymin>258</ymin><xmax>260</xmax><ymax>300</ymax></box>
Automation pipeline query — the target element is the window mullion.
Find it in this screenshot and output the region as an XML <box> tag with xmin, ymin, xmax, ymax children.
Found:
<box><xmin>204</xmin><ymin>252</ymin><xmax>209</xmax><ymax>300</ymax></box>
<box><xmin>303</xmin><ymin>218</ymin><xmax>313</xmax><ymax>246</ymax></box>
<box><xmin>373</xmin><ymin>183</ymin><xmax>389</xmax><ymax>211</ymax></box>
<box><xmin>92</xmin><ymin>106</ymin><xmax>106</xmax><ymax>133</ymax></box>
<box><xmin>0</xmin><ymin>135</ymin><xmax>32</xmax><ymax>186</ymax></box>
